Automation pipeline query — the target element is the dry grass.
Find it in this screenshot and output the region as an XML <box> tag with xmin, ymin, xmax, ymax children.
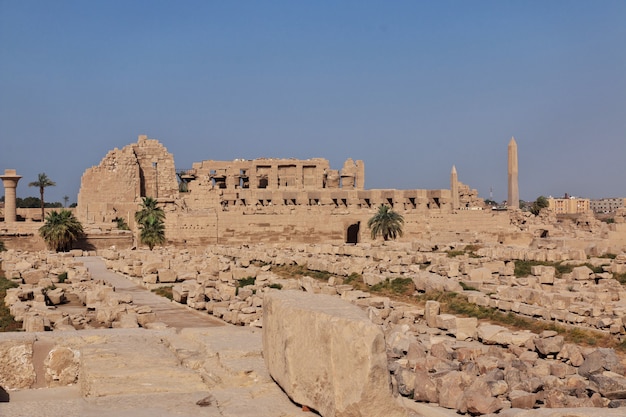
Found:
<box><xmin>269</xmin><ymin>263</ymin><xmax>626</xmax><ymax>352</ymax></box>
<box><xmin>0</xmin><ymin>273</ymin><xmax>21</xmax><ymax>332</ymax></box>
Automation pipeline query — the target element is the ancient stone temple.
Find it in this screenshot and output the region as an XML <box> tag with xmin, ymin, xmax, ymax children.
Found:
<box><xmin>76</xmin><ymin>135</ymin><xmax>493</xmax><ymax>247</ymax></box>
<box><xmin>77</xmin><ymin>136</ymin><xmax>178</xmax><ymax>226</ymax></box>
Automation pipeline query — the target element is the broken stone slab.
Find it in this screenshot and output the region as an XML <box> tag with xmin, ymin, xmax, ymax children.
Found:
<box><xmin>0</xmin><ymin>334</ymin><xmax>36</xmax><ymax>390</ymax></box>
<box><xmin>578</xmin><ymin>348</ymin><xmax>626</xmax><ymax>377</ymax></box>
<box><xmin>571</xmin><ymin>265</ymin><xmax>593</xmax><ymax>281</ymax></box>
<box><xmin>263</xmin><ymin>290</ymin><xmax>408</xmax><ymax>417</ymax></box>
<box><xmin>44</xmin><ymin>347</ymin><xmax>80</xmax><ymax>387</ymax></box>
<box><xmin>589</xmin><ymin>371</ymin><xmax>626</xmax><ymax>400</ymax></box>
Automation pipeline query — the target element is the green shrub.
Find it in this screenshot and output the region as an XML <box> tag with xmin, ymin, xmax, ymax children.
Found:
<box><xmin>344</xmin><ymin>272</ymin><xmax>362</xmax><ymax>284</ymax></box>
<box><xmin>151</xmin><ymin>286</ymin><xmax>173</xmax><ymax>300</ymax></box>
<box><xmin>0</xmin><ymin>240</ymin><xmax>6</xmax><ymax>252</ymax></box>
<box><xmin>0</xmin><ymin>275</ymin><xmax>21</xmax><ymax>332</ymax></box>
<box><xmin>268</xmin><ymin>283</ymin><xmax>283</xmax><ymax>290</ymax></box>
<box><xmin>113</xmin><ymin>217</ymin><xmax>130</xmax><ymax>230</ymax></box>
<box><xmin>459</xmin><ymin>282</ymin><xmax>479</xmax><ymax>291</ymax></box>
<box><xmin>236</xmin><ymin>277</ymin><xmax>256</xmax><ymax>296</ymax></box>
<box><xmin>269</xmin><ymin>264</ymin><xmax>333</xmax><ymax>281</ymax></box>
<box><xmin>57</xmin><ymin>272</ymin><xmax>68</xmax><ymax>283</ymax></box>
<box><xmin>237</xmin><ymin>277</ymin><xmax>256</xmax><ymax>288</ymax></box>
<box><xmin>446</xmin><ymin>250</ymin><xmax>465</xmax><ymax>258</ymax></box>
<box><xmin>370</xmin><ymin>277</ymin><xmax>414</xmax><ymax>295</ymax></box>
<box><xmin>514</xmin><ymin>260</ymin><xmax>590</xmax><ymax>279</ymax></box>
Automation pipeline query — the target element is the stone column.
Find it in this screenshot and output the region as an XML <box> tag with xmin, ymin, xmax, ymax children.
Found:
<box><xmin>507</xmin><ymin>137</ymin><xmax>519</xmax><ymax>209</ymax></box>
<box><xmin>1</xmin><ymin>169</ymin><xmax>22</xmax><ymax>222</ymax></box>
<box><xmin>355</xmin><ymin>160</ymin><xmax>365</xmax><ymax>190</ymax></box>
<box><xmin>450</xmin><ymin>165</ymin><xmax>459</xmax><ymax>210</ymax></box>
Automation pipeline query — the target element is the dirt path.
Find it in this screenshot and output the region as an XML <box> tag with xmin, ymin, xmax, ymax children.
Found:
<box><xmin>79</xmin><ymin>256</ymin><xmax>224</xmax><ymax>329</ymax></box>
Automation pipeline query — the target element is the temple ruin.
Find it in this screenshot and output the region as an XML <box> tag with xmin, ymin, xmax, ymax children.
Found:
<box><xmin>75</xmin><ymin>135</ymin><xmax>492</xmax><ymax>247</ymax></box>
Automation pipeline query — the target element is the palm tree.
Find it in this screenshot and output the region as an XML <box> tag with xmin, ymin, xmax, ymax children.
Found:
<box><xmin>113</xmin><ymin>216</ymin><xmax>130</xmax><ymax>230</ymax></box>
<box><xmin>39</xmin><ymin>209</ymin><xmax>84</xmax><ymax>252</ymax></box>
<box><xmin>138</xmin><ymin>216</ymin><xmax>166</xmax><ymax>250</ymax></box>
<box><xmin>367</xmin><ymin>204</ymin><xmax>404</xmax><ymax>241</ymax></box>
<box><xmin>135</xmin><ymin>196</ymin><xmax>165</xmax><ymax>225</ymax></box>
<box><xmin>29</xmin><ymin>173</ymin><xmax>56</xmax><ymax>221</ymax></box>
<box><xmin>135</xmin><ymin>197</ymin><xmax>165</xmax><ymax>250</ymax></box>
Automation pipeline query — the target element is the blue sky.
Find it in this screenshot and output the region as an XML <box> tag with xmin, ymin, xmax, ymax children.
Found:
<box><xmin>1</xmin><ymin>1</ymin><xmax>624</xmax><ymax>204</ymax></box>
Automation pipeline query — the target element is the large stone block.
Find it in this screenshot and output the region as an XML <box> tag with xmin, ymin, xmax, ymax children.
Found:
<box><xmin>157</xmin><ymin>268</ymin><xmax>177</xmax><ymax>283</ymax></box>
<box><xmin>263</xmin><ymin>290</ymin><xmax>407</xmax><ymax>417</ymax></box>
<box><xmin>0</xmin><ymin>338</ymin><xmax>36</xmax><ymax>389</ymax></box>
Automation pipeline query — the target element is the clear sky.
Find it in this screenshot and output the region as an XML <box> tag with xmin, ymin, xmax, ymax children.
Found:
<box><xmin>1</xmin><ymin>1</ymin><xmax>624</xmax><ymax>205</ymax></box>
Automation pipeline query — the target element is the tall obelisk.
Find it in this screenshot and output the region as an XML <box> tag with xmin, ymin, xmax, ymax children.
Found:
<box><xmin>450</xmin><ymin>165</ymin><xmax>459</xmax><ymax>210</ymax></box>
<box><xmin>507</xmin><ymin>137</ymin><xmax>519</xmax><ymax>209</ymax></box>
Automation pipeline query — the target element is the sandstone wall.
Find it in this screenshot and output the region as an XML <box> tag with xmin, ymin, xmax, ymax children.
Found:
<box><xmin>76</xmin><ymin>135</ymin><xmax>177</xmax><ymax>226</ymax></box>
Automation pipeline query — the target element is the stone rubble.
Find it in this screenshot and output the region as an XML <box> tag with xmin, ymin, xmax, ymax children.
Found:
<box><xmin>2</xmin><ymin>242</ymin><xmax>626</xmax><ymax>415</ymax></box>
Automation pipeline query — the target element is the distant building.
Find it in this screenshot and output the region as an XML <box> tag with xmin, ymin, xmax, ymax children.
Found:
<box><xmin>547</xmin><ymin>196</ymin><xmax>590</xmax><ymax>214</ymax></box>
<box><xmin>589</xmin><ymin>198</ymin><xmax>626</xmax><ymax>214</ymax></box>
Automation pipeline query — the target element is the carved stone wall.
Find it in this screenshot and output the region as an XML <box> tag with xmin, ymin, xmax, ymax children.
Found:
<box><xmin>77</xmin><ymin>135</ymin><xmax>177</xmax><ymax>226</ymax></box>
<box><xmin>74</xmin><ymin>136</ymin><xmax>506</xmax><ymax>247</ymax></box>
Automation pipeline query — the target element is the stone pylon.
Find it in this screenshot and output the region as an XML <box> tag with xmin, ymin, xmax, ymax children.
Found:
<box><xmin>507</xmin><ymin>137</ymin><xmax>519</xmax><ymax>209</ymax></box>
<box><xmin>450</xmin><ymin>165</ymin><xmax>459</xmax><ymax>210</ymax></box>
<box><xmin>1</xmin><ymin>169</ymin><xmax>22</xmax><ymax>222</ymax></box>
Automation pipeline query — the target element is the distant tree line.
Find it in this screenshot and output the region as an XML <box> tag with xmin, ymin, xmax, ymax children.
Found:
<box><xmin>0</xmin><ymin>196</ymin><xmax>76</xmax><ymax>208</ymax></box>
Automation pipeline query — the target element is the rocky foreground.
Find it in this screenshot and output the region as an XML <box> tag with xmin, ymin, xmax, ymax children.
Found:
<box><xmin>2</xmin><ymin>242</ymin><xmax>626</xmax><ymax>416</ymax></box>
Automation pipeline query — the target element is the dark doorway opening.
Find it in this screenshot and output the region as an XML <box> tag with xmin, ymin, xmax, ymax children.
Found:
<box><xmin>346</xmin><ymin>222</ymin><xmax>360</xmax><ymax>244</ymax></box>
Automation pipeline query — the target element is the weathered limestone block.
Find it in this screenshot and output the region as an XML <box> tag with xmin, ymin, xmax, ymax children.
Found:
<box><xmin>508</xmin><ymin>389</ymin><xmax>537</xmax><ymax>409</ymax></box>
<box><xmin>534</xmin><ymin>335</ymin><xmax>565</xmax><ymax>356</ymax></box>
<box><xmin>157</xmin><ymin>268</ymin><xmax>177</xmax><ymax>283</ymax></box>
<box><xmin>452</xmin><ymin>317</ymin><xmax>478</xmax><ymax>341</ymax></box>
<box><xmin>67</xmin><ymin>267</ymin><xmax>91</xmax><ymax>282</ymax></box>
<box><xmin>462</xmin><ymin>377</ymin><xmax>506</xmax><ymax>415</ymax></box>
<box><xmin>362</xmin><ymin>272</ymin><xmax>385</xmax><ymax>286</ymax></box>
<box><xmin>468</xmin><ymin>267</ymin><xmax>493</xmax><ymax>282</ymax></box>
<box><xmin>0</xmin><ymin>338</ymin><xmax>36</xmax><ymax>389</ymax></box>
<box><xmin>138</xmin><ymin>262</ymin><xmax>160</xmax><ymax>275</ymax></box>
<box><xmin>21</xmin><ymin>268</ymin><xmax>47</xmax><ymax>284</ymax></box>
<box><xmin>100</xmin><ymin>249</ymin><xmax>119</xmax><ymax>260</ymax></box>
<box><xmin>412</xmin><ymin>271</ymin><xmax>462</xmax><ymax>293</ymax></box>
<box><xmin>578</xmin><ymin>348</ymin><xmax>625</xmax><ymax>377</ymax></box>
<box><xmin>112</xmin><ymin>312</ymin><xmax>139</xmax><ymax>328</ymax></box>
<box><xmin>263</xmin><ymin>290</ymin><xmax>407</xmax><ymax>417</ymax></box>
<box><xmin>22</xmin><ymin>313</ymin><xmax>46</xmax><ymax>332</ymax></box>
<box><xmin>46</xmin><ymin>287</ymin><xmax>66</xmax><ymax>305</ymax></box>
<box><xmin>435</xmin><ymin>370</ymin><xmax>474</xmax><ymax>410</ymax></box>
<box><xmin>412</xmin><ymin>369</ymin><xmax>438</xmax><ymax>402</ymax></box>
<box><xmin>424</xmin><ymin>300</ymin><xmax>440</xmax><ymax>328</ymax></box>
<box><xmin>143</xmin><ymin>273</ymin><xmax>158</xmax><ymax>284</ymax></box>
<box><xmin>571</xmin><ymin>265</ymin><xmax>593</xmax><ymax>281</ymax></box>
<box><xmin>589</xmin><ymin>372</ymin><xmax>626</xmax><ymax>400</ymax></box>
<box><xmin>45</xmin><ymin>346</ymin><xmax>80</xmax><ymax>387</ymax></box>
<box><xmin>532</xmin><ymin>265</ymin><xmax>555</xmax><ymax>284</ymax></box>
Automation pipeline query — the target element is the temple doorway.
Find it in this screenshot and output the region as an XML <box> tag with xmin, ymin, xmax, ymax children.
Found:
<box><xmin>346</xmin><ymin>222</ymin><xmax>360</xmax><ymax>244</ymax></box>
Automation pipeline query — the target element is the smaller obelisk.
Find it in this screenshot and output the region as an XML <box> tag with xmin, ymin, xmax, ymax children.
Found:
<box><xmin>507</xmin><ymin>137</ymin><xmax>519</xmax><ymax>209</ymax></box>
<box><xmin>450</xmin><ymin>165</ymin><xmax>459</xmax><ymax>210</ymax></box>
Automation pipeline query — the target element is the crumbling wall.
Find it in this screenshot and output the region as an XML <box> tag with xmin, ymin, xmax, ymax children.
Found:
<box><xmin>76</xmin><ymin>135</ymin><xmax>177</xmax><ymax>226</ymax></box>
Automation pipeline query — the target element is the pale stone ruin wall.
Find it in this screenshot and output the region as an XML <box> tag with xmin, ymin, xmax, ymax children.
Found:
<box><xmin>74</xmin><ymin>136</ymin><xmax>497</xmax><ymax>247</ymax></box>
<box><xmin>76</xmin><ymin>135</ymin><xmax>177</xmax><ymax>228</ymax></box>
<box><xmin>72</xmin><ymin>135</ymin><xmax>626</xmax><ymax>251</ymax></box>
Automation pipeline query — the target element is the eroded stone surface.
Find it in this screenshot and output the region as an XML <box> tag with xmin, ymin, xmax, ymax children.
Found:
<box><xmin>263</xmin><ymin>290</ymin><xmax>407</xmax><ymax>417</ymax></box>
